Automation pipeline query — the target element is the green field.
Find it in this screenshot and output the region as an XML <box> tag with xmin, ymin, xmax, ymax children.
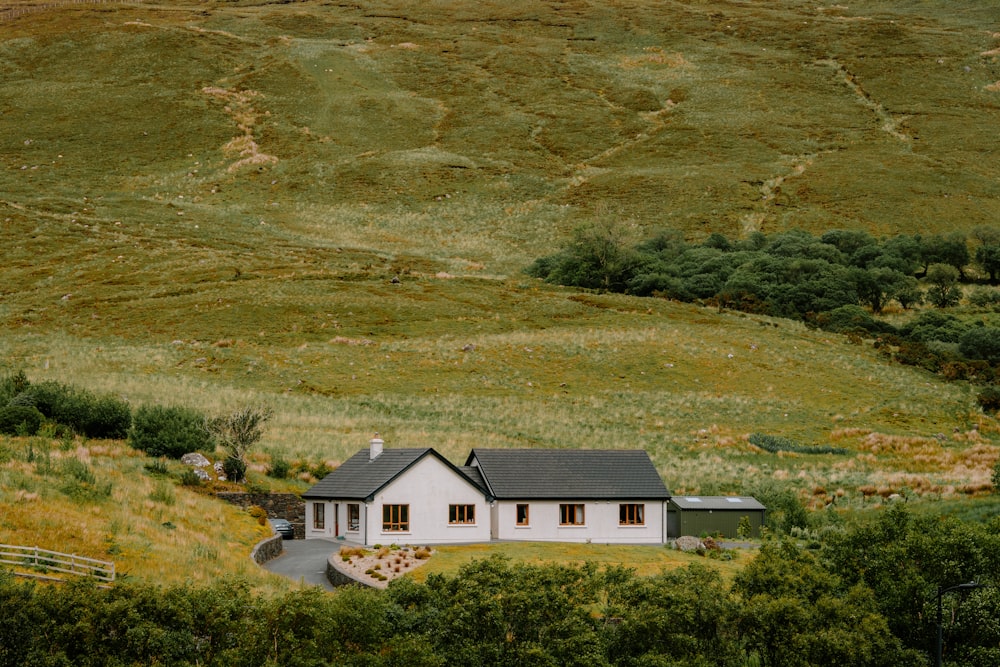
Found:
<box><xmin>2</xmin><ymin>0</ymin><xmax>1000</xmax><ymax>579</ymax></box>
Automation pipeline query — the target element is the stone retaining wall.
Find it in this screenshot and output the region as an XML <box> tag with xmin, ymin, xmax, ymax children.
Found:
<box><xmin>217</xmin><ymin>492</ymin><xmax>306</xmax><ymax>539</ymax></box>
<box><xmin>251</xmin><ymin>533</ymin><xmax>284</xmax><ymax>565</ymax></box>
<box><xmin>326</xmin><ymin>553</ymin><xmax>371</xmax><ymax>588</ymax></box>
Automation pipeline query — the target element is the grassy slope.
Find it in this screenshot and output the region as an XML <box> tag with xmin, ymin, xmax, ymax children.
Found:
<box><xmin>1</xmin><ymin>0</ymin><xmax>1000</xmax><ymax>581</ymax></box>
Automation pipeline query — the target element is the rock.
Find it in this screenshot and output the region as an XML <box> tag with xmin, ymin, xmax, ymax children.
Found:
<box><xmin>673</xmin><ymin>536</ymin><xmax>704</xmax><ymax>552</ymax></box>
<box><xmin>194</xmin><ymin>468</ymin><xmax>211</xmax><ymax>481</ymax></box>
<box><xmin>182</xmin><ymin>453</ymin><xmax>211</xmax><ymax>467</ymax></box>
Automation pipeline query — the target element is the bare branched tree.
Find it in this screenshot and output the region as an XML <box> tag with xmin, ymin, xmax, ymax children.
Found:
<box><xmin>208</xmin><ymin>405</ymin><xmax>273</xmax><ymax>483</ymax></box>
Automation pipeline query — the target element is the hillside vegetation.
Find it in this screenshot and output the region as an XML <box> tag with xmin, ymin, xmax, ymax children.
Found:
<box><xmin>2</xmin><ymin>0</ymin><xmax>1000</xmax><ymax>570</ymax></box>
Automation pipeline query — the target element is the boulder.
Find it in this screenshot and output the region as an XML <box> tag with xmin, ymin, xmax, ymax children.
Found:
<box><xmin>673</xmin><ymin>535</ymin><xmax>704</xmax><ymax>552</ymax></box>
<box><xmin>182</xmin><ymin>452</ymin><xmax>211</xmax><ymax>467</ymax></box>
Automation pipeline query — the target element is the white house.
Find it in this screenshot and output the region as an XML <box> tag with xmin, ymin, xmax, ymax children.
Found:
<box><xmin>301</xmin><ymin>438</ymin><xmax>491</xmax><ymax>545</ymax></box>
<box><xmin>303</xmin><ymin>438</ymin><xmax>673</xmax><ymax>546</ymax></box>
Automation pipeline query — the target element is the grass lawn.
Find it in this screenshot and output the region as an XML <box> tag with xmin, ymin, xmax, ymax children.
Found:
<box><xmin>409</xmin><ymin>540</ymin><xmax>749</xmax><ymax>583</ymax></box>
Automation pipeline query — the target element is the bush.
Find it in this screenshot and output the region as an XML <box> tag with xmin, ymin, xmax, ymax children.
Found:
<box><xmin>267</xmin><ymin>456</ymin><xmax>290</xmax><ymax>479</ymax></box>
<box><xmin>128</xmin><ymin>404</ymin><xmax>212</xmax><ymax>458</ymax></box>
<box><xmin>179</xmin><ymin>469</ymin><xmax>203</xmax><ymax>487</ymax></box>
<box><xmin>0</xmin><ymin>369</ymin><xmax>30</xmax><ymax>405</ymax></box>
<box><xmin>968</xmin><ymin>286</ymin><xmax>1000</xmax><ymax>307</ymax></box>
<box><xmin>959</xmin><ymin>326</ymin><xmax>1000</xmax><ymax>364</ymax></box>
<box><xmin>0</xmin><ymin>405</ymin><xmax>44</xmax><ymax>436</ymax></box>
<box><xmin>223</xmin><ymin>456</ymin><xmax>247</xmax><ymax>484</ymax></box>
<box><xmin>248</xmin><ymin>505</ymin><xmax>267</xmax><ymax>526</ymax></box>
<box><xmin>11</xmin><ymin>381</ymin><xmax>130</xmax><ymax>439</ymax></box>
<box><xmin>977</xmin><ymin>386</ymin><xmax>1000</xmax><ymax>413</ymax></box>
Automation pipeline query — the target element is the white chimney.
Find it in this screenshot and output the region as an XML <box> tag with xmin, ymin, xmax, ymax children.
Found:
<box><xmin>369</xmin><ymin>434</ymin><xmax>384</xmax><ymax>460</ymax></box>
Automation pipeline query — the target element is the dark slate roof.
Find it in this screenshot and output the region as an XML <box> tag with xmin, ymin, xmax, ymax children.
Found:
<box><xmin>670</xmin><ymin>496</ymin><xmax>766</xmax><ymax>511</ymax></box>
<box><xmin>459</xmin><ymin>465</ymin><xmax>487</xmax><ymax>492</ymax></box>
<box><xmin>466</xmin><ymin>449</ymin><xmax>670</xmax><ymax>500</ymax></box>
<box><xmin>303</xmin><ymin>448</ymin><xmax>486</xmax><ymax>501</ymax></box>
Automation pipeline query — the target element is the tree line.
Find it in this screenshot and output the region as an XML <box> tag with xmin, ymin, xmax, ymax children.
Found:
<box><xmin>526</xmin><ymin>226</ymin><xmax>1000</xmax><ymax>406</ymax></box>
<box><xmin>527</xmin><ymin>226</ymin><xmax>1000</xmax><ymax>313</ymax></box>
<box><xmin>2</xmin><ymin>505</ymin><xmax>997</xmax><ymax>667</ymax></box>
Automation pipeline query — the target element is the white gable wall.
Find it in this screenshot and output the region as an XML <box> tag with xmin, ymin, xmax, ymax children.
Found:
<box><xmin>494</xmin><ymin>499</ymin><xmax>665</xmax><ymax>544</ymax></box>
<box><xmin>371</xmin><ymin>454</ymin><xmax>490</xmax><ymax>545</ymax></box>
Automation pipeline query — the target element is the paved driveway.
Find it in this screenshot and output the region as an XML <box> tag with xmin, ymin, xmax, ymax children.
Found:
<box><xmin>262</xmin><ymin>538</ymin><xmax>342</xmax><ymax>591</ymax></box>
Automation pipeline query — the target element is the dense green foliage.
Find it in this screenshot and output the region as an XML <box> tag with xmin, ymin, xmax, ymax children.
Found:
<box><xmin>0</xmin><ymin>372</ymin><xmax>130</xmax><ymax>439</ymax></box>
<box><xmin>128</xmin><ymin>404</ymin><xmax>213</xmax><ymax>459</ymax></box>
<box><xmin>3</xmin><ymin>506</ymin><xmax>997</xmax><ymax>667</ymax></box>
<box><xmin>528</xmin><ymin>227</ymin><xmax>999</xmax><ymax>319</ymax></box>
<box><xmin>529</xmin><ymin>228</ymin><xmax>1000</xmax><ymax>388</ymax></box>
<box><xmin>0</xmin><ymin>405</ymin><xmax>44</xmax><ymax>436</ymax></box>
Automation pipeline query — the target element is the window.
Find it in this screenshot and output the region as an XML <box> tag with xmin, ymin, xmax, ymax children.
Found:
<box><xmin>313</xmin><ymin>502</ymin><xmax>325</xmax><ymax>530</ymax></box>
<box><xmin>619</xmin><ymin>503</ymin><xmax>645</xmax><ymax>526</ymax></box>
<box><xmin>516</xmin><ymin>504</ymin><xmax>529</xmax><ymax>526</ymax></box>
<box><xmin>559</xmin><ymin>503</ymin><xmax>585</xmax><ymax>526</ymax></box>
<box><xmin>347</xmin><ymin>504</ymin><xmax>360</xmax><ymax>532</ymax></box>
<box><xmin>382</xmin><ymin>504</ymin><xmax>409</xmax><ymax>532</ymax></box>
<box><xmin>449</xmin><ymin>504</ymin><xmax>475</xmax><ymax>524</ymax></box>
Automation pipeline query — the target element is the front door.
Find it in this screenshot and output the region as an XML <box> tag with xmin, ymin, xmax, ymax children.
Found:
<box><xmin>334</xmin><ymin>503</ymin><xmax>339</xmax><ymax>537</ymax></box>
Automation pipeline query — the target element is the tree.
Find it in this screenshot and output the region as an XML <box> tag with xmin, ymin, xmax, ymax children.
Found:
<box><xmin>975</xmin><ymin>244</ymin><xmax>1000</xmax><ymax>284</ymax></box>
<box><xmin>733</xmin><ymin>541</ymin><xmax>916</xmax><ymax>667</ymax></box>
<box><xmin>971</xmin><ymin>225</ymin><xmax>1000</xmax><ymax>283</ymax></box>
<box><xmin>959</xmin><ymin>327</ymin><xmax>1000</xmax><ymax>364</ymax></box>
<box><xmin>920</xmin><ymin>234</ymin><xmax>970</xmax><ymax>279</ymax></box>
<box><xmin>852</xmin><ymin>267</ymin><xmax>909</xmax><ymax>314</ymax></box>
<box><xmin>207</xmin><ymin>405</ymin><xmax>272</xmax><ymax>483</ymax></box>
<box><xmin>129</xmin><ymin>405</ymin><xmax>212</xmax><ymax>458</ymax></box>
<box><xmin>925</xmin><ymin>263</ymin><xmax>962</xmax><ymax>307</ymax></box>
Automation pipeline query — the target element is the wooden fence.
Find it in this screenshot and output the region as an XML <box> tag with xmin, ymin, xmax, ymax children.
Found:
<box><xmin>0</xmin><ymin>543</ymin><xmax>116</xmax><ymax>583</ymax></box>
<box><xmin>1</xmin><ymin>1</ymin><xmax>143</xmax><ymax>23</ymax></box>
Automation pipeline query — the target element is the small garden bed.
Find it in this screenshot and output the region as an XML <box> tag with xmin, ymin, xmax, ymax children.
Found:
<box><xmin>334</xmin><ymin>544</ymin><xmax>433</xmax><ymax>588</ymax></box>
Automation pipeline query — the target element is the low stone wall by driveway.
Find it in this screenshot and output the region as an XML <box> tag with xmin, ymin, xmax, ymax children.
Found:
<box><xmin>327</xmin><ymin>553</ymin><xmax>372</xmax><ymax>588</ymax></box>
<box><xmin>251</xmin><ymin>533</ymin><xmax>284</xmax><ymax>565</ymax></box>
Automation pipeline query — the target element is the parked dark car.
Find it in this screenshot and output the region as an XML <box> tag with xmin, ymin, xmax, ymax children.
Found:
<box><xmin>269</xmin><ymin>518</ymin><xmax>295</xmax><ymax>539</ymax></box>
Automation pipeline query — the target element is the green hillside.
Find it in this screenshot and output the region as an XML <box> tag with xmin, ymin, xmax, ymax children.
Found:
<box><xmin>2</xmin><ymin>0</ymin><xmax>999</xmax><ymax>532</ymax></box>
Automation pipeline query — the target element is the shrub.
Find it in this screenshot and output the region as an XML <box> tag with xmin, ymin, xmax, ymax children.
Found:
<box><xmin>0</xmin><ymin>369</ymin><xmax>30</xmax><ymax>405</ymax></box>
<box><xmin>128</xmin><ymin>404</ymin><xmax>211</xmax><ymax>458</ymax></box>
<box><xmin>968</xmin><ymin>286</ymin><xmax>1000</xmax><ymax>307</ymax></box>
<box><xmin>977</xmin><ymin>386</ymin><xmax>1000</xmax><ymax>413</ymax></box>
<box><xmin>248</xmin><ymin>505</ymin><xmax>268</xmax><ymax>526</ymax></box>
<box><xmin>143</xmin><ymin>459</ymin><xmax>169</xmax><ymax>476</ymax></box>
<box><xmin>267</xmin><ymin>456</ymin><xmax>290</xmax><ymax>479</ymax></box>
<box><xmin>0</xmin><ymin>405</ymin><xmax>44</xmax><ymax>436</ymax></box>
<box><xmin>179</xmin><ymin>469</ymin><xmax>203</xmax><ymax>486</ymax></box>
<box><xmin>59</xmin><ymin>458</ymin><xmax>112</xmax><ymax>501</ymax></box>
<box><xmin>223</xmin><ymin>456</ymin><xmax>247</xmax><ymax>484</ymax></box>
<box><xmin>13</xmin><ymin>381</ymin><xmax>131</xmax><ymax>439</ymax></box>
<box><xmin>959</xmin><ymin>326</ymin><xmax>1000</xmax><ymax>364</ymax></box>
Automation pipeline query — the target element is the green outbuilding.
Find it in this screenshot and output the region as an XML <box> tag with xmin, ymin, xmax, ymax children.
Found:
<box><xmin>666</xmin><ymin>496</ymin><xmax>766</xmax><ymax>539</ymax></box>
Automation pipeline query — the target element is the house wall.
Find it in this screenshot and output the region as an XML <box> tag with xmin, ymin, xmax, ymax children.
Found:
<box><xmin>370</xmin><ymin>455</ymin><xmax>490</xmax><ymax>545</ymax></box>
<box><xmin>493</xmin><ymin>500</ymin><xmax>665</xmax><ymax>544</ymax></box>
<box><xmin>305</xmin><ymin>499</ymin><xmax>362</xmax><ymax>541</ymax></box>
<box><xmin>306</xmin><ymin>455</ymin><xmax>490</xmax><ymax>545</ymax></box>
